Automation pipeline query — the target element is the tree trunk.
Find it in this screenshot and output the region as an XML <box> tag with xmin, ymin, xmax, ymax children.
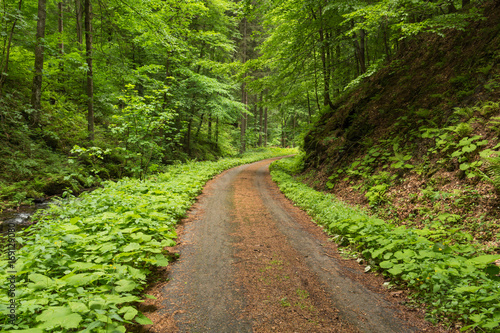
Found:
<box><xmin>215</xmin><ymin>117</ymin><xmax>219</xmax><ymax>145</ymax></box>
<box><xmin>383</xmin><ymin>19</ymin><xmax>391</xmax><ymax>60</ymax></box>
<box><xmin>0</xmin><ymin>0</ymin><xmax>23</xmax><ymax>96</ymax></box>
<box><xmin>462</xmin><ymin>0</ymin><xmax>470</xmax><ymax>7</ymax></box>
<box><xmin>58</xmin><ymin>1</ymin><xmax>65</xmax><ymax>82</ymax></box>
<box><xmin>318</xmin><ymin>27</ymin><xmax>333</xmax><ymax>109</ymax></box>
<box><xmin>306</xmin><ymin>90</ymin><xmax>312</xmax><ymax>124</ymax></box>
<box><xmin>208</xmin><ymin>115</ymin><xmax>212</xmax><ymax>141</ymax></box>
<box><xmin>75</xmin><ymin>0</ymin><xmax>83</xmax><ymax>47</ymax></box>
<box><xmin>195</xmin><ymin>113</ymin><xmax>204</xmax><ymax>138</ymax></box>
<box><xmin>240</xmin><ymin>17</ymin><xmax>248</xmax><ymax>154</ymax></box>
<box><xmin>240</xmin><ymin>82</ymin><xmax>247</xmax><ymax>154</ymax></box>
<box><xmin>31</xmin><ymin>0</ymin><xmax>47</xmax><ymax>122</ymax></box>
<box><xmin>85</xmin><ymin>0</ymin><xmax>94</xmax><ymax>141</ymax></box>
<box><xmin>313</xmin><ymin>49</ymin><xmax>321</xmax><ymax>112</ymax></box>
<box><xmin>186</xmin><ymin>117</ymin><xmax>192</xmax><ymax>155</ymax></box>
<box><xmin>358</xmin><ymin>29</ymin><xmax>367</xmax><ymax>74</ymax></box>
<box><xmin>264</xmin><ymin>107</ymin><xmax>268</xmax><ymax>147</ymax></box>
<box><xmin>58</xmin><ymin>2</ymin><xmax>64</xmax><ymax>55</ymax></box>
<box><xmin>258</xmin><ymin>93</ymin><xmax>263</xmax><ymax>147</ymax></box>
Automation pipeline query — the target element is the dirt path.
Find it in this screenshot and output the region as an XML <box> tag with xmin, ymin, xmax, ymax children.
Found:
<box><xmin>137</xmin><ymin>158</ymin><xmax>449</xmax><ymax>333</ymax></box>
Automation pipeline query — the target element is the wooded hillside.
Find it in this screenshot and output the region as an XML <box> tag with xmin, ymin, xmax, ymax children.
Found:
<box><xmin>303</xmin><ymin>0</ymin><xmax>500</xmax><ymax>252</ymax></box>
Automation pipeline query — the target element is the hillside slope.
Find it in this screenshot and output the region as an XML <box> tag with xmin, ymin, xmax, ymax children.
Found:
<box><xmin>302</xmin><ymin>0</ymin><xmax>500</xmax><ymax>251</ymax></box>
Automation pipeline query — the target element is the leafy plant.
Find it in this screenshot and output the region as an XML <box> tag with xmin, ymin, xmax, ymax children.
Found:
<box><xmin>270</xmin><ymin>156</ymin><xmax>500</xmax><ymax>331</ymax></box>
<box><xmin>0</xmin><ymin>148</ymin><xmax>297</xmax><ymax>332</ymax></box>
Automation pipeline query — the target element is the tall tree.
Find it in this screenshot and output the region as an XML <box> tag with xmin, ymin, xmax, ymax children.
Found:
<box><xmin>240</xmin><ymin>17</ymin><xmax>248</xmax><ymax>154</ymax></box>
<box><xmin>0</xmin><ymin>0</ymin><xmax>23</xmax><ymax>95</ymax></box>
<box><xmin>84</xmin><ymin>0</ymin><xmax>94</xmax><ymax>141</ymax></box>
<box><xmin>31</xmin><ymin>0</ymin><xmax>46</xmax><ymax>122</ymax></box>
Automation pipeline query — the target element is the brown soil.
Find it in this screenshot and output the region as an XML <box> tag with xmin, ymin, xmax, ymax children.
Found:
<box><xmin>133</xmin><ymin>158</ymin><xmax>456</xmax><ymax>332</ymax></box>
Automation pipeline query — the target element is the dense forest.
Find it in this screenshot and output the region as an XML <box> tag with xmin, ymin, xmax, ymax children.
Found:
<box><xmin>1</xmin><ymin>0</ymin><xmax>500</xmax><ymax>331</ymax></box>
<box><xmin>1</xmin><ymin>0</ymin><xmax>490</xmax><ymax>207</ymax></box>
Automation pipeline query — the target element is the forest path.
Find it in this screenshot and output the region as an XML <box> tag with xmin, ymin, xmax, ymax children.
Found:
<box><xmin>137</xmin><ymin>157</ymin><xmax>440</xmax><ymax>333</ymax></box>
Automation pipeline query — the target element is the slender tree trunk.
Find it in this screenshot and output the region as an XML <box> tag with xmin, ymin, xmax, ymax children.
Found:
<box><xmin>281</xmin><ymin>107</ymin><xmax>286</xmax><ymax>148</ymax></box>
<box><xmin>195</xmin><ymin>113</ymin><xmax>204</xmax><ymax>138</ymax></box>
<box><xmin>186</xmin><ymin>117</ymin><xmax>192</xmax><ymax>155</ymax></box>
<box><xmin>240</xmin><ymin>82</ymin><xmax>247</xmax><ymax>154</ymax></box>
<box><xmin>258</xmin><ymin>92</ymin><xmax>263</xmax><ymax>147</ymax></box>
<box><xmin>313</xmin><ymin>49</ymin><xmax>321</xmax><ymax>112</ymax></box>
<box><xmin>31</xmin><ymin>0</ymin><xmax>47</xmax><ymax>123</ymax></box>
<box><xmin>58</xmin><ymin>2</ymin><xmax>64</xmax><ymax>55</ymax></box>
<box><xmin>84</xmin><ymin>0</ymin><xmax>94</xmax><ymax>141</ymax></box>
<box><xmin>240</xmin><ymin>17</ymin><xmax>248</xmax><ymax>154</ymax></box>
<box><xmin>264</xmin><ymin>107</ymin><xmax>268</xmax><ymax>147</ymax></box>
<box><xmin>358</xmin><ymin>29</ymin><xmax>367</xmax><ymax>74</ymax></box>
<box><xmin>306</xmin><ymin>90</ymin><xmax>312</xmax><ymax>124</ymax></box>
<box><xmin>208</xmin><ymin>115</ymin><xmax>212</xmax><ymax>141</ymax></box>
<box><xmin>318</xmin><ymin>27</ymin><xmax>333</xmax><ymax>109</ymax></box>
<box><xmin>58</xmin><ymin>1</ymin><xmax>65</xmax><ymax>83</ymax></box>
<box><xmin>215</xmin><ymin>117</ymin><xmax>219</xmax><ymax>145</ymax></box>
<box><xmin>0</xmin><ymin>0</ymin><xmax>23</xmax><ymax>96</ymax></box>
<box><xmin>383</xmin><ymin>19</ymin><xmax>391</xmax><ymax>60</ymax></box>
<box><xmin>75</xmin><ymin>0</ymin><xmax>83</xmax><ymax>47</ymax></box>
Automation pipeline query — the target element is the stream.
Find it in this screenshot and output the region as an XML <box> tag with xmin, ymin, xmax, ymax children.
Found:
<box><xmin>0</xmin><ymin>202</ymin><xmax>49</xmax><ymax>232</ymax></box>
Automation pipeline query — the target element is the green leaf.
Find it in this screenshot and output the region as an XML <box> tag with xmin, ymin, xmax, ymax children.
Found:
<box><xmin>388</xmin><ymin>266</ymin><xmax>403</xmax><ymax>275</ymax></box>
<box><xmin>462</xmin><ymin>144</ymin><xmax>477</xmax><ymax>153</ymax></box>
<box><xmin>154</xmin><ymin>253</ymin><xmax>169</xmax><ymax>267</ymax></box>
<box><xmin>68</xmin><ymin>301</ymin><xmax>89</xmax><ymax>313</ymax></box>
<box><xmin>485</xmin><ymin>265</ymin><xmax>500</xmax><ymax>277</ymax></box>
<box><xmin>135</xmin><ymin>312</ymin><xmax>154</xmax><ymax>325</ymax></box>
<box><xmin>379</xmin><ymin>261</ymin><xmax>393</xmax><ymax>269</ymax></box>
<box><xmin>36</xmin><ymin>306</ymin><xmax>82</xmax><ymax>329</ymax></box>
<box><xmin>454</xmin><ymin>286</ymin><xmax>481</xmax><ymax>293</ymax></box>
<box><xmin>119</xmin><ymin>306</ymin><xmax>138</xmax><ymax>321</ymax></box>
<box><xmin>459</xmin><ymin>163</ymin><xmax>470</xmax><ymax>171</ymax></box>
<box><xmin>481</xmin><ymin>320</ymin><xmax>500</xmax><ymax>329</ymax></box>
<box><xmin>122</xmin><ymin>242</ymin><xmax>141</xmax><ymax>252</ymax></box>
<box><xmin>115</xmin><ymin>279</ymin><xmax>137</xmax><ymax>292</ymax></box>
<box><xmin>61</xmin><ymin>273</ymin><xmax>94</xmax><ymax>286</ymax></box>
<box><xmin>467</xmin><ymin>255</ymin><xmax>500</xmax><ymax>265</ymax></box>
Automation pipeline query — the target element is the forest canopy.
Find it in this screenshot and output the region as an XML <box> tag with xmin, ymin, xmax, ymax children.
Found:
<box><xmin>0</xmin><ymin>0</ymin><xmax>486</xmax><ymax>204</ymax></box>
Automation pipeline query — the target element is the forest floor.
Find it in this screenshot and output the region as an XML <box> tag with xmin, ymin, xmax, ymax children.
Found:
<box><xmin>132</xmin><ymin>157</ymin><xmax>455</xmax><ymax>333</ymax></box>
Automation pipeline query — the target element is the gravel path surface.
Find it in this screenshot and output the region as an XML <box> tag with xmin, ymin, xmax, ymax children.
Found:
<box><xmin>136</xmin><ymin>157</ymin><xmax>449</xmax><ymax>333</ymax></box>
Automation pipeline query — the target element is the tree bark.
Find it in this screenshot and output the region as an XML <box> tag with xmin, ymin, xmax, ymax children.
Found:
<box><xmin>358</xmin><ymin>29</ymin><xmax>367</xmax><ymax>74</ymax></box>
<box><xmin>264</xmin><ymin>107</ymin><xmax>268</xmax><ymax>147</ymax></box>
<box><xmin>58</xmin><ymin>2</ymin><xmax>64</xmax><ymax>55</ymax></box>
<box><xmin>0</xmin><ymin>0</ymin><xmax>23</xmax><ymax>96</ymax></box>
<box><xmin>240</xmin><ymin>82</ymin><xmax>247</xmax><ymax>154</ymax></box>
<box><xmin>258</xmin><ymin>92</ymin><xmax>263</xmax><ymax>147</ymax></box>
<box><xmin>75</xmin><ymin>0</ymin><xmax>83</xmax><ymax>47</ymax></box>
<box><xmin>208</xmin><ymin>115</ymin><xmax>212</xmax><ymax>141</ymax></box>
<box><xmin>215</xmin><ymin>117</ymin><xmax>219</xmax><ymax>144</ymax></box>
<box><xmin>240</xmin><ymin>17</ymin><xmax>248</xmax><ymax>154</ymax></box>
<box><xmin>85</xmin><ymin>0</ymin><xmax>94</xmax><ymax>141</ymax></box>
<box><xmin>31</xmin><ymin>0</ymin><xmax>47</xmax><ymax>122</ymax></box>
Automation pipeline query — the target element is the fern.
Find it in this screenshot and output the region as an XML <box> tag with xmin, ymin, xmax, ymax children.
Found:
<box><xmin>485</xmin><ymin>156</ymin><xmax>500</xmax><ymax>193</ymax></box>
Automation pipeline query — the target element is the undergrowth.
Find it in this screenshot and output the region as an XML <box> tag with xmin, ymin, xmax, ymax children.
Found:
<box><xmin>270</xmin><ymin>155</ymin><xmax>500</xmax><ymax>331</ymax></box>
<box><xmin>0</xmin><ymin>147</ymin><xmax>297</xmax><ymax>332</ymax></box>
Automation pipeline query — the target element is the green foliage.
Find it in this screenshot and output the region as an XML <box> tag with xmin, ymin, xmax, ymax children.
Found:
<box><xmin>483</xmin><ymin>156</ymin><xmax>500</xmax><ymax>192</ymax></box>
<box><xmin>0</xmin><ymin>148</ymin><xmax>296</xmax><ymax>332</ymax></box>
<box><xmin>271</xmin><ymin>156</ymin><xmax>500</xmax><ymax>331</ymax></box>
<box><xmin>111</xmin><ymin>84</ymin><xmax>176</xmax><ymax>180</ymax></box>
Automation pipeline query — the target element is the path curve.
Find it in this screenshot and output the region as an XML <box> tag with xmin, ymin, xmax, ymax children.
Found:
<box><xmin>138</xmin><ymin>157</ymin><xmax>444</xmax><ymax>333</ymax></box>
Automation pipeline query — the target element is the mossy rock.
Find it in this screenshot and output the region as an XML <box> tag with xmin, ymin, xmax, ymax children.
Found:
<box><xmin>42</xmin><ymin>176</ymin><xmax>78</xmax><ymax>196</ymax></box>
